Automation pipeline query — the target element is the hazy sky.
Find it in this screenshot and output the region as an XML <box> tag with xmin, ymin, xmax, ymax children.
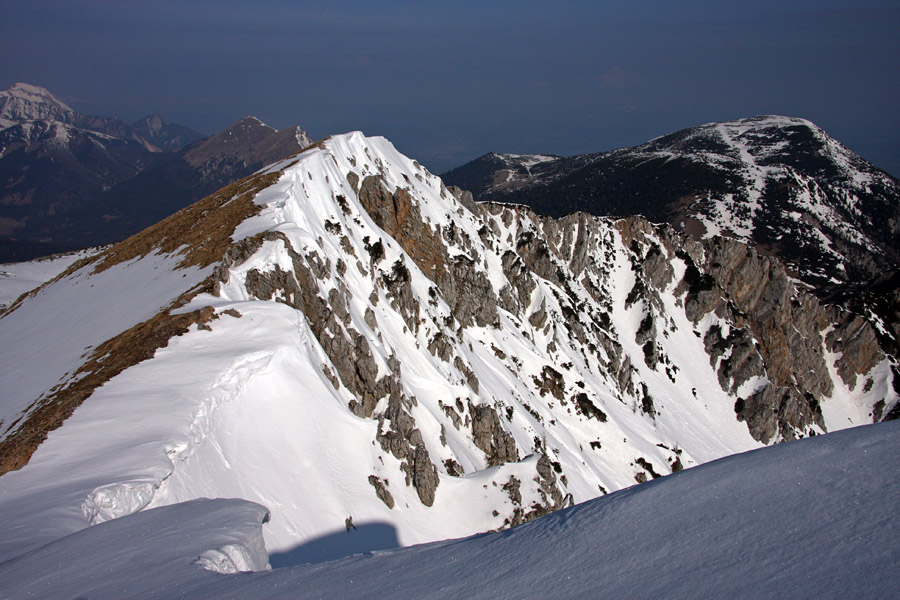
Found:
<box><xmin>3</xmin><ymin>1</ymin><xmax>899</xmax><ymax>174</ymax></box>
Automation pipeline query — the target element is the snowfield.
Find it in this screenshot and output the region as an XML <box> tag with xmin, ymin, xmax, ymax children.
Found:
<box><xmin>0</xmin><ymin>248</ymin><xmax>101</xmax><ymax>310</ymax></box>
<box><xmin>1</xmin><ymin>421</ymin><xmax>897</xmax><ymax>599</ymax></box>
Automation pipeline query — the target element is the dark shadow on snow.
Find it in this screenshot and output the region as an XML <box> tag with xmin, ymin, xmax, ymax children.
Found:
<box><xmin>269</xmin><ymin>522</ymin><xmax>400</xmax><ymax>568</ymax></box>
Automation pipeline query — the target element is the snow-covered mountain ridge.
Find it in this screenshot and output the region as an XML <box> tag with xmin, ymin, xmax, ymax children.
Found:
<box><xmin>0</xmin><ymin>132</ymin><xmax>895</xmax><ymax>568</ymax></box>
<box><xmin>443</xmin><ymin>116</ymin><xmax>900</xmax><ymax>291</ymax></box>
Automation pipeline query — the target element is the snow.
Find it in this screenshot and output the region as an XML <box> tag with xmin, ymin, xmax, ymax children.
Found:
<box><xmin>481</xmin><ymin>153</ymin><xmax>562</xmax><ymax>191</ymax></box>
<box><xmin>496</xmin><ymin>153</ymin><xmax>559</xmax><ymax>167</ymax></box>
<box><xmin>1</xmin><ymin>421</ymin><xmax>896</xmax><ymax>599</ymax></box>
<box><xmin>820</xmin><ymin>328</ymin><xmax>898</xmax><ymax>428</ymax></box>
<box><xmin>0</xmin><ymin>131</ymin><xmax>893</xmax><ymax>598</ymax></box>
<box><xmin>9</xmin><ymin>83</ymin><xmax>57</xmax><ymax>97</ymax></box>
<box><xmin>0</xmin><ymin>248</ymin><xmax>100</xmax><ymax>310</ymax></box>
<box><xmin>0</xmin><ymin>498</ymin><xmax>270</xmax><ymax>598</ymax></box>
<box><xmin>0</xmin><ymin>250</ymin><xmax>211</xmax><ymax>440</ymax></box>
<box><xmin>598</xmin><ymin>115</ymin><xmax>896</xmax><ymax>290</ymax></box>
<box><xmin>0</xmin><ymin>82</ymin><xmax>76</xmax><ymax>124</ymax></box>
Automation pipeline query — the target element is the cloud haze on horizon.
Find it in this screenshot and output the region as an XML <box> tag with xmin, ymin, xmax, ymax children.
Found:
<box><xmin>3</xmin><ymin>0</ymin><xmax>899</xmax><ymax>174</ymax></box>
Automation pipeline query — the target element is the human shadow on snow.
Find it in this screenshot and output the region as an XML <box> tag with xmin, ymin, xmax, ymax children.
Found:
<box><xmin>269</xmin><ymin>521</ymin><xmax>400</xmax><ymax>568</ymax></box>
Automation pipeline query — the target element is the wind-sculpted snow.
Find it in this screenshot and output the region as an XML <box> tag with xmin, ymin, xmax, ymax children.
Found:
<box><xmin>1</xmin><ymin>422</ymin><xmax>896</xmax><ymax>599</ymax></box>
<box><xmin>0</xmin><ymin>132</ymin><xmax>895</xmax><ymax>580</ymax></box>
<box><xmin>0</xmin><ymin>498</ymin><xmax>271</xmax><ymax>598</ymax></box>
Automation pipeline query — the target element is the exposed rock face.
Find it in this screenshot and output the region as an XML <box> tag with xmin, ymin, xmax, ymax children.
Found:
<box><xmin>359</xmin><ymin>174</ymin><xmax>499</xmax><ymax>329</ymax></box>
<box><xmin>614</xmin><ymin>216</ymin><xmax>890</xmax><ymax>442</ymax></box>
<box><xmin>471</xmin><ymin>404</ymin><xmax>519</xmax><ymax>467</ymax></box>
<box><xmin>334</xmin><ymin>154</ymin><xmax>892</xmax><ymax>498</ymax></box>
<box><xmin>235</xmin><ymin>228</ymin><xmax>443</xmax><ymax>507</ymax></box>
<box><xmin>368</xmin><ymin>475</ymin><xmax>395</xmax><ymax>508</ymax></box>
<box><xmin>826</xmin><ymin>316</ymin><xmax>884</xmax><ymax>389</ymax></box>
<box><xmin>377</xmin><ymin>393</ymin><xmax>440</xmax><ymax>507</ymax></box>
<box><xmin>497</xmin><ymin>454</ymin><xmax>568</xmax><ymax>530</ymax></box>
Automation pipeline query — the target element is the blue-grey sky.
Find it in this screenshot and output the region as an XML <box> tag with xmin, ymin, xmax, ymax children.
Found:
<box><xmin>3</xmin><ymin>1</ymin><xmax>899</xmax><ymax>175</ymax></box>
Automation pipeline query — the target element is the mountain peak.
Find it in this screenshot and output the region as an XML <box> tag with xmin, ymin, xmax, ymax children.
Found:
<box><xmin>132</xmin><ymin>114</ymin><xmax>165</xmax><ymax>130</ymax></box>
<box><xmin>202</xmin><ymin>116</ymin><xmax>277</xmax><ymax>143</ymax></box>
<box><xmin>719</xmin><ymin>114</ymin><xmax>815</xmax><ymax>129</ymax></box>
<box><xmin>7</xmin><ymin>82</ymin><xmax>65</xmax><ymax>102</ymax></box>
<box><xmin>233</xmin><ymin>115</ymin><xmax>274</xmax><ymax>130</ymax></box>
<box><xmin>0</xmin><ymin>82</ymin><xmax>76</xmax><ymax>127</ymax></box>
<box><xmin>180</xmin><ymin>117</ymin><xmax>307</xmax><ymax>176</ymax></box>
<box><xmin>130</xmin><ymin>114</ymin><xmax>205</xmax><ymax>151</ymax></box>
<box><xmin>445</xmin><ymin>115</ymin><xmax>900</xmax><ymax>290</ymax></box>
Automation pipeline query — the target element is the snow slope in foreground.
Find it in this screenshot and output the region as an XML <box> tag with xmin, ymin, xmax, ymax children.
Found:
<box><xmin>2</xmin><ymin>421</ymin><xmax>897</xmax><ymax>599</ymax></box>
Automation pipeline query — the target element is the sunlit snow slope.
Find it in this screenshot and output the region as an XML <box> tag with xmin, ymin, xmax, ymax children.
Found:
<box><xmin>0</xmin><ymin>133</ymin><xmax>895</xmax><ymax>567</ymax></box>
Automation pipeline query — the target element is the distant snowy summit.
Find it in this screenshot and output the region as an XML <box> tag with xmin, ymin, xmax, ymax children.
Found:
<box><xmin>443</xmin><ymin>115</ymin><xmax>900</xmax><ymax>292</ymax></box>
<box><xmin>0</xmin><ymin>83</ymin><xmax>79</xmax><ymax>130</ymax></box>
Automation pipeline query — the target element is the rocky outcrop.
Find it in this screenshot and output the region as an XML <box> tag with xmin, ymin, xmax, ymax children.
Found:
<box><xmin>474</xmin><ymin>201</ymin><xmax>894</xmax><ymax>445</ymax></box>
<box><xmin>375</xmin><ymin>393</ymin><xmax>439</xmax><ymax>506</ymax></box>
<box><xmin>471</xmin><ymin>403</ymin><xmax>519</xmax><ymax>467</ymax></box>
<box><xmin>533</xmin><ymin>366</ymin><xmax>565</xmax><ymax>400</ymax></box>
<box><xmin>241</xmin><ymin>234</ymin><xmax>400</xmax><ymax>420</ymax></box>
<box><xmin>496</xmin><ymin>454</ymin><xmax>568</xmax><ymax>530</ymax></box>
<box><xmin>826</xmin><ymin>315</ymin><xmax>884</xmax><ymax>390</ymax></box>
<box><xmin>368</xmin><ymin>475</ymin><xmax>395</xmax><ymax>509</ymax></box>
<box><xmin>615</xmin><ymin>215</ymin><xmax>890</xmax><ymax>442</ymax></box>
<box><xmin>359</xmin><ymin>175</ymin><xmax>498</xmax><ymax>328</ymax></box>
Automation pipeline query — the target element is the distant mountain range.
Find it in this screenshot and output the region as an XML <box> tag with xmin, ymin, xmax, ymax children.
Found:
<box><xmin>0</xmin><ymin>83</ymin><xmax>312</xmax><ymax>262</ymax></box>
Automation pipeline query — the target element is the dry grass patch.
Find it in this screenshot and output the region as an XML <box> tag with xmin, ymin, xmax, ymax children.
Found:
<box><xmin>93</xmin><ymin>170</ymin><xmax>281</xmax><ymax>273</ymax></box>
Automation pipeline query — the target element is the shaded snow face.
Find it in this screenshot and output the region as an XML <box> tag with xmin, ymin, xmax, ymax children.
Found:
<box><xmin>0</xmin><ymin>132</ymin><xmax>894</xmax><ymax>568</ymax></box>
